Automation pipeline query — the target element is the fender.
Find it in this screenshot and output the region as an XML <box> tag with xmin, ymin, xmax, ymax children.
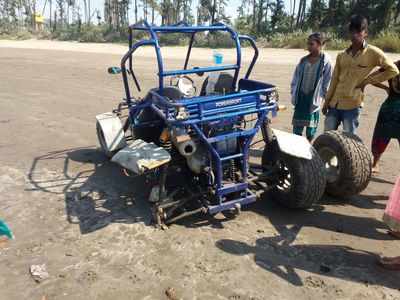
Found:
<box><xmin>96</xmin><ymin>112</ymin><xmax>127</xmax><ymax>152</ymax></box>
<box><xmin>111</xmin><ymin>139</ymin><xmax>171</xmax><ymax>174</ymax></box>
<box><xmin>272</xmin><ymin>129</ymin><xmax>313</xmax><ymax>160</ymax></box>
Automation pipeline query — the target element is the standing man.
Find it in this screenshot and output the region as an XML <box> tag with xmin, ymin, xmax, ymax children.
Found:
<box><xmin>322</xmin><ymin>15</ymin><xmax>399</xmax><ymax>134</ymax></box>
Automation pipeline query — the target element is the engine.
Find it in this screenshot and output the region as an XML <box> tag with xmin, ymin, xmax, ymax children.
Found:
<box><xmin>169</xmin><ymin>118</ymin><xmax>238</xmax><ymax>178</ymax></box>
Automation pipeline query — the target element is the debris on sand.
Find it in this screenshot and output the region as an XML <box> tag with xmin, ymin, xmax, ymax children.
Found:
<box><xmin>305</xmin><ymin>275</ymin><xmax>326</xmax><ymax>288</ymax></box>
<box><xmin>165</xmin><ymin>287</ymin><xmax>179</xmax><ymax>300</ymax></box>
<box><xmin>0</xmin><ymin>237</ymin><xmax>9</xmax><ymax>249</ymax></box>
<box><xmin>30</xmin><ymin>264</ymin><xmax>49</xmax><ymax>283</ymax></box>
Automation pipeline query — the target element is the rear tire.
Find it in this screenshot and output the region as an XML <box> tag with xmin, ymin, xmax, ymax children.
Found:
<box><xmin>262</xmin><ymin>148</ymin><xmax>326</xmax><ymax>209</ymax></box>
<box><xmin>313</xmin><ymin>131</ymin><xmax>372</xmax><ymax>197</ymax></box>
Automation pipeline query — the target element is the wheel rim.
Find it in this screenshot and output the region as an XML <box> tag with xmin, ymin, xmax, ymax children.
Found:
<box><xmin>276</xmin><ymin>162</ymin><xmax>292</xmax><ymax>193</ymax></box>
<box><xmin>318</xmin><ymin>147</ymin><xmax>340</xmax><ymax>183</ymax></box>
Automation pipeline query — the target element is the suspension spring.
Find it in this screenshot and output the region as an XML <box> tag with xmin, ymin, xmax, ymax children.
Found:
<box><xmin>230</xmin><ymin>159</ymin><xmax>236</xmax><ymax>181</ymax></box>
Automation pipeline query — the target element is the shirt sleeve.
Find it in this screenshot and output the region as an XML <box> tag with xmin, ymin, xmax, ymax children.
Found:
<box><xmin>321</xmin><ymin>59</ymin><xmax>333</xmax><ymax>98</ymax></box>
<box><xmin>364</xmin><ymin>48</ymin><xmax>399</xmax><ymax>85</ymax></box>
<box><xmin>325</xmin><ymin>53</ymin><xmax>340</xmax><ymax>105</ymax></box>
<box><xmin>290</xmin><ymin>63</ymin><xmax>300</xmax><ymax>97</ymax></box>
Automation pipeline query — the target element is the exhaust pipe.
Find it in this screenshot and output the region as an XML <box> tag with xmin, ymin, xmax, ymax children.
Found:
<box><xmin>171</xmin><ymin>127</ymin><xmax>197</xmax><ymax>157</ymax></box>
<box><xmin>177</xmin><ymin>139</ymin><xmax>197</xmax><ymax>157</ymax></box>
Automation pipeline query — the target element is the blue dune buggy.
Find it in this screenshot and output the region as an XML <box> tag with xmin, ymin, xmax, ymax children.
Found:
<box><xmin>96</xmin><ymin>22</ymin><xmax>326</xmax><ymax>226</ymax></box>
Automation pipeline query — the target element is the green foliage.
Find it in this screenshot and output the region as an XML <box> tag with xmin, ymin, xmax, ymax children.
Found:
<box><xmin>307</xmin><ymin>0</ymin><xmax>327</xmax><ymax>30</ymax></box>
<box><xmin>270</xmin><ymin>0</ymin><xmax>287</xmax><ymax>32</ymax></box>
<box><xmin>326</xmin><ymin>35</ymin><xmax>348</xmax><ymax>50</ymax></box>
<box><xmin>2</xmin><ymin>25</ymin><xmax>400</xmax><ymax>53</ymax></box>
<box><xmin>371</xmin><ymin>30</ymin><xmax>400</xmax><ymax>53</ymax></box>
<box><xmin>14</xmin><ymin>30</ymin><xmax>33</xmax><ymax>40</ymax></box>
<box><xmin>47</xmin><ymin>24</ymin><xmax>129</xmax><ymax>43</ymax></box>
<box><xmin>1</xmin><ymin>0</ymin><xmax>399</xmax><ymax>52</ymax></box>
<box><xmin>195</xmin><ymin>32</ymin><xmax>235</xmax><ymax>48</ymax></box>
<box><xmin>267</xmin><ymin>30</ymin><xmax>312</xmax><ymax>48</ymax></box>
<box><xmin>0</xmin><ymin>29</ymin><xmax>32</xmax><ymax>40</ymax></box>
<box><xmin>159</xmin><ymin>33</ymin><xmax>187</xmax><ymax>46</ymax></box>
<box><xmin>234</xmin><ymin>17</ymin><xmax>252</xmax><ymax>36</ymax></box>
<box><xmin>79</xmin><ymin>25</ymin><xmax>106</xmax><ymax>42</ymax></box>
<box><xmin>52</xmin><ymin>25</ymin><xmax>81</xmax><ymax>41</ymax></box>
<box><xmin>256</xmin><ymin>30</ymin><xmax>350</xmax><ymax>50</ymax></box>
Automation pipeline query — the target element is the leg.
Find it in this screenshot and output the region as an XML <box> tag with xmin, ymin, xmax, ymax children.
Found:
<box><xmin>293</xmin><ymin>126</ymin><xmax>304</xmax><ymax>136</ymax></box>
<box><xmin>324</xmin><ymin>109</ymin><xmax>340</xmax><ymax>132</ymax></box>
<box><xmin>306</xmin><ymin>127</ymin><xmax>317</xmax><ymax>142</ymax></box>
<box><xmin>371</xmin><ymin>137</ymin><xmax>390</xmax><ymax>173</ymax></box>
<box><xmin>342</xmin><ymin>108</ymin><xmax>361</xmax><ymax>134</ymax></box>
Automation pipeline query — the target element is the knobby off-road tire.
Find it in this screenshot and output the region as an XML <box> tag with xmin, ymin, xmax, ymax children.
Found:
<box><xmin>262</xmin><ymin>148</ymin><xmax>326</xmax><ymax>209</ymax></box>
<box><xmin>313</xmin><ymin>131</ymin><xmax>372</xmax><ymax>197</ymax></box>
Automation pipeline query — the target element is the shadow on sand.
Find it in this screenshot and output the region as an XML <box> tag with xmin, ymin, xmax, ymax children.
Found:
<box><xmin>216</xmin><ymin>235</ymin><xmax>400</xmax><ymax>289</ymax></box>
<box><xmin>27</xmin><ymin>146</ymin><xmax>393</xmax><ymax>236</ymax></box>
<box><xmin>27</xmin><ymin>147</ymin><xmax>152</xmax><ymax>234</ymax></box>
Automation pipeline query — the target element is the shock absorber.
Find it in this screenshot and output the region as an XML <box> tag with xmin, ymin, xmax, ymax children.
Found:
<box><xmin>159</xmin><ymin>128</ymin><xmax>172</xmax><ymax>151</ymax></box>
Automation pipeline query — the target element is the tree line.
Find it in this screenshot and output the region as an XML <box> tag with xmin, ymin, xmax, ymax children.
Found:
<box><xmin>1</xmin><ymin>0</ymin><xmax>400</xmax><ymax>37</ymax></box>
<box><xmin>236</xmin><ymin>0</ymin><xmax>400</xmax><ymax>35</ymax></box>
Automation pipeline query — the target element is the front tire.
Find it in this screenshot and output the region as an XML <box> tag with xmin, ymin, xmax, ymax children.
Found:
<box><xmin>313</xmin><ymin>131</ymin><xmax>372</xmax><ymax>197</ymax></box>
<box><xmin>261</xmin><ymin>148</ymin><xmax>326</xmax><ymax>209</ymax></box>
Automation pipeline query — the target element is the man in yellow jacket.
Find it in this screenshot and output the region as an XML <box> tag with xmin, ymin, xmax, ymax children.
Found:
<box><xmin>322</xmin><ymin>15</ymin><xmax>399</xmax><ymax>134</ymax></box>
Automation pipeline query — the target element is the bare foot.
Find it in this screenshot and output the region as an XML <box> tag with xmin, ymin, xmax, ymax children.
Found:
<box><xmin>378</xmin><ymin>256</ymin><xmax>400</xmax><ymax>270</ymax></box>
<box><xmin>372</xmin><ymin>166</ymin><xmax>380</xmax><ymax>174</ymax></box>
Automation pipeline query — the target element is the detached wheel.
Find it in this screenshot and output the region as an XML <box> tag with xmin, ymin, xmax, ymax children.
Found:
<box><xmin>96</xmin><ymin>121</ymin><xmax>115</xmax><ymax>158</ymax></box>
<box><xmin>262</xmin><ymin>148</ymin><xmax>326</xmax><ymax>209</ymax></box>
<box><xmin>313</xmin><ymin>131</ymin><xmax>372</xmax><ymax>197</ymax></box>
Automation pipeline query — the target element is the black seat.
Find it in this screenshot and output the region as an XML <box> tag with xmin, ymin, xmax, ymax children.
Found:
<box><xmin>200</xmin><ymin>72</ymin><xmax>234</xmax><ymax>96</ymax></box>
<box><xmin>136</xmin><ymin>86</ymin><xmax>183</xmax><ymax>143</ymax></box>
<box><xmin>149</xmin><ymin>86</ymin><xmax>183</xmax><ymax>101</ymax></box>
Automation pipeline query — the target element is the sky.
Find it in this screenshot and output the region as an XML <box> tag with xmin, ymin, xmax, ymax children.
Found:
<box><xmin>36</xmin><ymin>0</ymin><xmax>294</xmax><ymax>23</ymax></box>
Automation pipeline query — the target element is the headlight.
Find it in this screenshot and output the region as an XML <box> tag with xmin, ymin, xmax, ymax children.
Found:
<box><xmin>268</xmin><ymin>89</ymin><xmax>279</xmax><ymax>103</ymax></box>
<box><xmin>260</xmin><ymin>89</ymin><xmax>279</xmax><ymax>103</ymax></box>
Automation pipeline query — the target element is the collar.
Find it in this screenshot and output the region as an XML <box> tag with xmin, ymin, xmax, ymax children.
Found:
<box><xmin>346</xmin><ymin>40</ymin><xmax>368</xmax><ymax>54</ymax></box>
<box><xmin>301</xmin><ymin>52</ymin><xmax>324</xmax><ymax>64</ymax></box>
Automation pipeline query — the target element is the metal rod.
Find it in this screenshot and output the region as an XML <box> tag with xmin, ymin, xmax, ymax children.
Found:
<box><xmin>121</xmin><ymin>39</ymin><xmax>156</xmax><ymax>103</ymax></box>
<box><xmin>184</xmin><ymin>33</ymin><xmax>195</xmax><ymax>70</ymax></box>
<box><xmin>161</xmin><ymin>64</ymin><xmax>238</xmax><ymax>77</ymax></box>
<box><xmin>165</xmin><ymin>207</ymin><xmax>205</xmax><ymax>224</ymax></box>
<box><xmin>238</xmin><ymin>35</ymin><xmax>259</xmax><ymax>79</ymax></box>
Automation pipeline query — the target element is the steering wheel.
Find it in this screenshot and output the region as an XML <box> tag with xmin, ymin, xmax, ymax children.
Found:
<box><xmin>170</xmin><ymin>75</ymin><xmax>197</xmax><ymax>97</ymax></box>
